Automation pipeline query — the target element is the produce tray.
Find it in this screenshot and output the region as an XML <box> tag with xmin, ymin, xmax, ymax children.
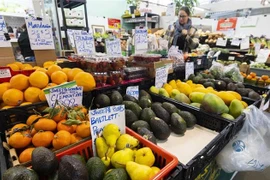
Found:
<box><xmin>249</xmin><ymin>67</ymin><xmax>270</xmax><ymax>76</ymax></box>
<box><xmin>243</xmin><ymin>83</ymin><xmax>270</xmax><ymax>95</ymax></box>
<box><xmin>0</xmin><ymin>66</ymin><xmax>35</xmax><ymax>83</ymax></box>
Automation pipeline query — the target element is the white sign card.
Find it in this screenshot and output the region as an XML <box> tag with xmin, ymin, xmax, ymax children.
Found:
<box><xmin>73</xmin><ymin>30</ymin><xmax>96</xmax><ymax>56</ymax></box>
<box><xmin>185</xmin><ymin>62</ymin><xmax>194</xmax><ymax>80</ymax></box>
<box><xmin>25</xmin><ymin>17</ymin><xmax>55</xmax><ymax>50</ymax></box>
<box><xmin>0</xmin><ymin>16</ymin><xmax>11</xmax><ymax>47</ymax></box>
<box><xmin>240</xmin><ymin>37</ymin><xmax>250</xmax><ymax>50</ymax></box>
<box><xmin>105</xmin><ymin>38</ymin><xmax>122</xmax><ymax>56</ymax></box>
<box><xmin>126</xmin><ymin>86</ymin><xmax>139</xmax><ymax>100</ymax></box>
<box><xmin>216</xmin><ymin>38</ymin><xmax>227</xmax><ymax>47</ymax></box>
<box><xmin>255</xmin><ymin>43</ymin><xmax>261</xmax><ymax>55</ymax></box>
<box><xmin>231</xmin><ymin>38</ymin><xmax>240</xmax><ymax>46</ymax></box>
<box><xmin>0</xmin><ymin>68</ymin><xmax>11</xmax><ymax>78</ymax></box>
<box><xmin>256</xmin><ymin>49</ymin><xmax>270</xmax><ymax>63</ymax></box>
<box><xmin>166</xmin><ymin>3</ymin><xmax>176</xmax><ymax>17</ymax></box>
<box><xmin>67</xmin><ymin>29</ymin><xmax>76</xmax><ymax>48</ymax></box>
<box><xmin>135</xmin><ymin>28</ymin><xmax>148</xmax><ymax>51</ymax></box>
<box><xmin>240</xmin><ymin>16</ymin><xmax>258</xmax><ymax>28</ymax></box>
<box><xmin>89</xmin><ymin>105</ymin><xmax>126</xmax><ymax>156</ymax></box>
<box><xmin>155</xmin><ymin>66</ymin><xmax>168</xmax><ymax>88</ymax></box>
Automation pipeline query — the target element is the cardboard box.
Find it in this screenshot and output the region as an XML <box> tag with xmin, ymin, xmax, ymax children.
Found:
<box><xmin>34</xmin><ymin>50</ymin><xmax>57</xmax><ymax>66</ymax></box>
<box><xmin>239</xmin><ymin>64</ymin><xmax>250</xmax><ymax>74</ymax></box>
<box><xmin>0</xmin><ymin>47</ymin><xmax>16</xmax><ymax>66</ymax></box>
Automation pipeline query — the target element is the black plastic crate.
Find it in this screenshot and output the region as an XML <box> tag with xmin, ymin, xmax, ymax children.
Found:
<box><xmin>0</xmin><ymin>133</ymin><xmax>7</xmax><ymax>180</ymax></box>
<box><xmin>244</xmin><ymin>83</ymin><xmax>270</xmax><ymax>95</ymax></box>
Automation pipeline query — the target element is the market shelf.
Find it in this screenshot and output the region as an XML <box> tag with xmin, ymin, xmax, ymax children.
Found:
<box><xmin>60</xmin><ymin>26</ymin><xmax>88</xmax><ymax>31</ymax></box>
<box><xmin>57</xmin><ymin>0</ymin><xmax>86</xmax><ymax>9</ymax></box>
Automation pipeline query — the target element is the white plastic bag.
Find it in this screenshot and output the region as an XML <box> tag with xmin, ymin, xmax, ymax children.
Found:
<box><xmin>168</xmin><ymin>46</ymin><xmax>185</xmax><ymax>68</ymax></box>
<box><xmin>223</xmin><ymin>63</ymin><xmax>244</xmax><ymax>82</ymax></box>
<box><xmin>209</xmin><ymin>61</ymin><xmax>224</xmax><ymax>79</ymax></box>
<box><xmin>216</xmin><ymin>106</ymin><xmax>270</xmax><ymax>173</ymax></box>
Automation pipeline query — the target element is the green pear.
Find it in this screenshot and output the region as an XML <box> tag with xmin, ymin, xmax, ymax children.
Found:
<box><xmin>126</xmin><ymin>161</ymin><xmax>152</xmax><ymax>180</ymax></box>
<box><xmin>158</xmin><ymin>88</ymin><xmax>170</xmax><ymax>98</ymax></box>
<box><xmin>102</xmin><ymin>124</ymin><xmax>121</xmax><ymax>147</ymax></box>
<box><xmin>135</xmin><ymin>147</ymin><xmax>155</xmax><ymax>167</ymax></box>
<box><xmin>149</xmin><ymin>86</ymin><xmax>159</xmax><ymax>94</ymax></box>
<box><xmin>221</xmin><ymin>113</ymin><xmax>235</xmax><ymax>120</ymax></box>
<box><xmin>229</xmin><ymin>99</ymin><xmax>244</xmax><ymax>118</ymax></box>
<box><xmin>189</xmin><ymin>92</ymin><xmax>205</xmax><ymax>103</ymax></box>
<box><xmin>116</xmin><ymin>134</ymin><xmax>139</xmax><ymax>150</ymax></box>
<box><xmin>174</xmin><ymin>93</ymin><xmax>191</xmax><ymax>104</ymax></box>
<box><xmin>171</xmin><ymin>89</ymin><xmax>181</xmax><ymax>99</ymax></box>
<box><xmin>111</xmin><ymin>148</ymin><xmax>134</xmax><ymax>168</ymax></box>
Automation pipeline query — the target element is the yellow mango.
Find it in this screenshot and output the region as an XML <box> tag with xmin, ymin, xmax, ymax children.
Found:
<box><xmin>163</xmin><ymin>83</ymin><xmax>173</xmax><ymax>96</ymax></box>
<box><xmin>176</xmin><ymin>79</ymin><xmax>181</xmax><ymax>84</ymax></box>
<box><xmin>195</xmin><ymin>84</ymin><xmax>204</xmax><ymax>88</ymax></box>
<box><xmin>178</xmin><ymin>83</ymin><xmax>192</xmax><ymax>96</ymax></box>
<box><xmin>186</xmin><ymin>80</ymin><xmax>193</xmax><ymax>85</ymax></box>
<box><xmin>193</xmin><ymin>87</ymin><xmax>210</xmax><ymax>94</ymax></box>
<box><xmin>169</xmin><ymin>80</ymin><xmax>177</xmax><ymax>89</ymax></box>
<box><xmin>241</xmin><ymin>101</ymin><xmax>248</xmax><ymax>108</ymax></box>
<box><xmin>217</xmin><ymin>91</ymin><xmax>237</xmax><ymax>105</ymax></box>
<box><xmin>227</xmin><ymin>91</ymin><xmax>242</xmax><ymax>101</ymax></box>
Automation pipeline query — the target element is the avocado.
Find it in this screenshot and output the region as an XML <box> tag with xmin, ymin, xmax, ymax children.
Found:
<box><xmin>139</xmin><ymin>90</ymin><xmax>152</xmax><ymax>101</ymax></box>
<box><xmin>193</xmin><ymin>76</ymin><xmax>203</xmax><ymax>84</ymax></box>
<box><xmin>110</xmin><ymin>91</ymin><xmax>123</xmax><ymax>105</ymax></box>
<box><xmin>32</xmin><ymin>147</ymin><xmax>58</xmax><ymax>176</ymax></box>
<box><xmin>123</xmin><ymin>94</ymin><xmax>138</xmax><ymax>103</ymax></box>
<box><xmin>71</xmin><ymin>154</ymin><xmax>86</xmax><ymax>165</ymax></box>
<box><xmin>236</xmin><ymin>82</ymin><xmax>245</xmax><ymax>88</ymax></box>
<box><xmin>140</xmin><ymin>108</ymin><xmax>156</xmax><ymax>123</ymax></box>
<box><xmin>236</xmin><ymin>88</ymin><xmax>249</xmax><ymax>97</ymax></box>
<box><xmin>201</xmin><ymin>73</ymin><xmax>209</xmax><ymax>78</ymax></box>
<box><xmin>131</xmin><ymin>120</ymin><xmax>151</xmax><ymax>131</ymax></box>
<box><xmin>227</xmin><ymin>83</ymin><xmax>237</xmax><ymax>91</ymax></box>
<box><xmin>170</xmin><ymin>113</ymin><xmax>187</xmax><ymax>135</ymax></box>
<box><xmin>208</xmin><ymin>74</ymin><xmax>214</xmax><ymax>79</ymax></box>
<box><xmin>125</xmin><ymin>109</ymin><xmax>138</xmax><ymax>127</ymax></box>
<box><xmin>190</xmin><ymin>103</ymin><xmax>201</xmax><ymax>108</ymax></box>
<box><xmin>95</xmin><ymin>94</ymin><xmax>110</xmax><ymax>108</ymax></box>
<box><xmin>3</xmin><ymin>166</ymin><xmax>39</xmax><ymax>180</ymax></box>
<box><xmin>58</xmin><ymin>155</ymin><xmax>89</xmax><ymax>180</ymax></box>
<box><xmin>248</xmin><ymin>91</ymin><xmax>261</xmax><ymax>100</ymax></box>
<box><xmin>221</xmin><ymin>77</ymin><xmax>233</xmax><ymax>84</ymax></box>
<box><xmin>86</xmin><ymin>157</ymin><xmax>106</xmax><ymax>180</ymax></box>
<box><xmin>48</xmin><ymin>171</ymin><xmax>58</xmax><ymax>180</ymax></box>
<box><xmin>123</xmin><ymin>101</ymin><xmax>142</xmax><ymax>117</ymax></box>
<box><xmin>177</xmin><ymin>111</ymin><xmax>197</xmax><ymax>128</ymax></box>
<box><xmin>103</xmin><ymin>168</ymin><xmax>128</xmax><ymax>180</ymax></box>
<box><xmin>150</xmin><ymin>117</ymin><xmax>171</xmax><ymax>140</ymax></box>
<box><xmin>151</xmin><ymin>103</ymin><xmax>170</xmax><ymax>124</ymax></box>
<box><xmin>198</xmin><ymin>79</ymin><xmax>208</xmax><ymax>84</ymax></box>
<box><xmin>214</xmin><ymin>80</ymin><xmax>227</xmax><ymax>91</ymax></box>
<box><xmin>162</xmin><ymin>102</ymin><xmax>178</xmax><ymax>114</ymax></box>
<box><xmin>152</xmin><ymin>102</ymin><xmax>162</xmax><ymax>107</ymax></box>
<box><xmin>139</xmin><ymin>97</ymin><xmax>152</xmax><ymax>109</ymax></box>
<box><xmin>188</xmin><ymin>74</ymin><xmax>195</xmax><ymax>81</ymax></box>
<box><xmin>203</xmin><ymin>82</ymin><xmax>215</xmax><ymax>88</ymax></box>
<box><xmin>137</xmin><ymin>127</ymin><xmax>157</xmax><ymax>144</ymax></box>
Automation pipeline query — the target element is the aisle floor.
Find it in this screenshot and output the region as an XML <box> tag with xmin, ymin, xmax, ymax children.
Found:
<box><xmin>233</xmin><ymin>167</ymin><xmax>270</xmax><ymax>180</ymax></box>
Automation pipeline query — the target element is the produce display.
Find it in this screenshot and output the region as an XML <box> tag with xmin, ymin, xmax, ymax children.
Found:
<box><xmin>243</xmin><ymin>72</ymin><xmax>270</xmax><ymax>87</ymax></box>
<box><xmin>250</xmin><ymin>63</ymin><xmax>270</xmax><ymax>70</ymax></box>
<box><xmin>0</xmin><ymin>61</ymin><xmax>96</xmax><ymax>110</ymax></box>
<box><xmin>203</xmin><ymin>32</ymin><xmax>225</xmax><ymax>45</ymax></box>
<box><xmin>250</xmin><ymin>36</ymin><xmax>270</xmax><ymax>49</ymax></box>
<box><xmin>6</xmin><ymin>104</ymin><xmax>90</xmax><ymax>164</ymax></box>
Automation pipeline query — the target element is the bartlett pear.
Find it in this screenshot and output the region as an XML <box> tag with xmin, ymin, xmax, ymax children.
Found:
<box><xmin>116</xmin><ymin>134</ymin><xmax>139</xmax><ymax>150</ymax></box>
<box><xmin>135</xmin><ymin>147</ymin><xmax>155</xmax><ymax>167</ymax></box>
<box><xmin>111</xmin><ymin>148</ymin><xmax>134</xmax><ymax>168</ymax></box>
<box><xmin>102</xmin><ymin>124</ymin><xmax>121</xmax><ymax>147</ymax></box>
<box><xmin>126</xmin><ymin>161</ymin><xmax>152</xmax><ymax>180</ymax></box>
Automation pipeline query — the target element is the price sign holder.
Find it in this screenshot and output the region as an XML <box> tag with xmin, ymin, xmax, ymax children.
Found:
<box><xmin>216</xmin><ymin>38</ymin><xmax>227</xmax><ymax>47</ymax></box>
<box><xmin>134</xmin><ymin>28</ymin><xmax>148</xmax><ymax>54</ymax></box>
<box><xmin>126</xmin><ymin>86</ymin><xmax>139</xmax><ymax>99</ymax></box>
<box><xmin>74</xmin><ymin>30</ymin><xmax>96</xmax><ymax>56</ymax></box>
<box><xmin>0</xmin><ymin>67</ymin><xmax>11</xmax><ymax>78</ymax></box>
<box><xmin>240</xmin><ymin>37</ymin><xmax>250</xmax><ymax>50</ymax></box>
<box><xmin>155</xmin><ymin>66</ymin><xmax>168</xmax><ymax>88</ymax></box>
<box><xmin>105</xmin><ymin>38</ymin><xmax>122</xmax><ymax>56</ymax></box>
<box><xmin>185</xmin><ymin>62</ymin><xmax>194</xmax><ymax>80</ymax></box>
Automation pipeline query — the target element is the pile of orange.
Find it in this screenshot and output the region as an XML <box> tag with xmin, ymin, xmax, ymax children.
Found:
<box><xmin>0</xmin><ymin>61</ymin><xmax>96</xmax><ymax>110</ymax></box>
<box><xmin>8</xmin><ymin>105</ymin><xmax>91</xmax><ymax>164</ymax></box>
<box><xmin>244</xmin><ymin>72</ymin><xmax>270</xmax><ymax>86</ymax></box>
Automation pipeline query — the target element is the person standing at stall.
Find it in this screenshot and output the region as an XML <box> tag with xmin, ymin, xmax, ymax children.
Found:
<box><xmin>18</xmin><ymin>24</ymin><xmax>35</xmax><ymax>62</ymax></box>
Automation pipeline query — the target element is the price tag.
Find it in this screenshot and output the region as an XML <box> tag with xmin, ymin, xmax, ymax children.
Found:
<box><xmin>256</xmin><ymin>49</ymin><xmax>270</xmax><ymax>63</ymax></box>
<box><xmin>74</xmin><ymin>30</ymin><xmax>96</xmax><ymax>56</ymax></box>
<box><xmin>135</xmin><ymin>28</ymin><xmax>148</xmax><ymax>51</ymax></box>
<box><xmin>126</xmin><ymin>86</ymin><xmax>139</xmax><ymax>100</ymax></box>
<box><xmin>25</xmin><ymin>17</ymin><xmax>54</xmax><ymax>50</ymax></box>
<box><xmin>228</xmin><ymin>56</ymin><xmax>235</xmax><ymax>60</ymax></box>
<box><xmin>0</xmin><ymin>68</ymin><xmax>11</xmax><ymax>78</ymax></box>
<box><xmin>155</xmin><ymin>66</ymin><xmax>168</xmax><ymax>88</ymax></box>
<box><xmin>240</xmin><ymin>37</ymin><xmax>250</xmax><ymax>50</ymax></box>
<box><xmin>105</xmin><ymin>38</ymin><xmax>122</xmax><ymax>56</ymax></box>
<box><xmin>0</xmin><ymin>16</ymin><xmax>11</xmax><ymax>47</ymax></box>
<box><xmin>255</xmin><ymin>43</ymin><xmax>261</xmax><ymax>55</ymax></box>
<box><xmin>166</xmin><ymin>3</ymin><xmax>176</xmax><ymax>16</ymax></box>
<box><xmin>216</xmin><ymin>38</ymin><xmax>227</xmax><ymax>47</ymax></box>
<box><xmin>231</xmin><ymin>39</ymin><xmax>240</xmax><ymax>46</ymax></box>
<box><xmin>132</xmin><ymin>14</ymin><xmax>135</xmax><ymax>18</ymax></box>
<box><xmin>89</xmin><ymin>105</ymin><xmax>126</xmax><ymax>156</ymax></box>
<box><xmin>197</xmin><ymin>59</ymin><xmax>202</xmax><ymax>65</ymax></box>
<box><xmin>67</xmin><ymin>30</ymin><xmax>75</xmax><ymax>48</ymax></box>
<box><xmin>185</xmin><ymin>62</ymin><xmax>194</xmax><ymax>80</ymax></box>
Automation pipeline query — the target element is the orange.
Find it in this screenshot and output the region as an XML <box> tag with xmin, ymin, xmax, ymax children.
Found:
<box><xmin>39</xmin><ymin>89</ymin><xmax>46</xmax><ymax>102</ymax></box>
<box><xmin>47</xmin><ymin>65</ymin><xmax>62</xmax><ymax>77</ymax></box>
<box><xmin>74</xmin><ymin>106</ymin><xmax>88</xmax><ymax>115</ymax></box>
<box><xmin>26</xmin><ymin>114</ymin><xmax>42</xmax><ymax>126</ymax></box>
<box><xmin>262</xmin><ymin>75</ymin><xmax>269</xmax><ymax>81</ymax></box>
<box><xmin>7</xmin><ymin>63</ymin><xmax>19</xmax><ymax>71</ymax></box>
<box><xmin>20</xmin><ymin>102</ymin><xmax>32</xmax><ymax>106</ymax></box>
<box><xmin>2</xmin><ymin>88</ymin><xmax>24</xmax><ymax>106</ymax></box>
<box><xmin>10</xmin><ymin>74</ymin><xmax>29</xmax><ymax>91</ymax></box>
<box><xmin>51</xmin><ymin>106</ymin><xmax>68</xmax><ymax>122</ymax></box>
<box><xmin>13</xmin><ymin>62</ymin><xmax>23</xmax><ymax>70</ymax></box>
<box><xmin>29</xmin><ymin>71</ymin><xmax>49</xmax><ymax>89</ymax></box>
<box><xmin>74</xmin><ymin>72</ymin><xmax>96</xmax><ymax>92</ymax></box>
<box><xmin>10</xmin><ymin>123</ymin><xmax>28</xmax><ymax>134</ymax></box>
<box><xmin>76</xmin><ymin>121</ymin><xmax>91</xmax><ymax>138</ymax></box>
<box><xmin>9</xmin><ymin>132</ymin><xmax>32</xmax><ymax>149</ymax></box>
<box><xmin>30</xmin><ymin>128</ymin><xmax>37</xmax><ymax>137</ymax></box>
<box><xmin>22</xmin><ymin>64</ymin><xmax>33</xmax><ymax>70</ymax></box>
<box><xmin>52</xmin><ymin>130</ymin><xmax>71</xmax><ymax>150</ymax></box>
<box><xmin>57</xmin><ymin>120</ymin><xmax>77</xmax><ymax>134</ymax></box>
<box><xmin>51</xmin><ymin>71</ymin><xmax>67</xmax><ymax>85</ymax></box>
<box><xmin>43</xmin><ymin>61</ymin><xmax>55</xmax><ymax>68</ymax></box>
<box><xmin>1</xmin><ymin>105</ymin><xmax>14</xmax><ymax>109</ymax></box>
<box><xmin>19</xmin><ymin>147</ymin><xmax>35</xmax><ymax>163</ymax></box>
<box><xmin>0</xmin><ymin>83</ymin><xmax>10</xmax><ymax>100</ymax></box>
<box><xmin>36</xmin><ymin>67</ymin><xmax>47</xmax><ymax>74</ymax></box>
<box><xmin>246</xmin><ymin>75</ymin><xmax>252</xmax><ymax>80</ymax></box>
<box><xmin>70</xmin><ymin>133</ymin><xmax>82</xmax><ymax>144</ymax></box>
<box><xmin>34</xmin><ymin>118</ymin><xmax>57</xmax><ymax>131</ymax></box>
<box><xmin>250</xmin><ymin>72</ymin><xmax>256</xmax><ymax>78</ymax></box>
<box><xmin>67</xmin><ymin>68</ymin><xmax>83</xmax><ymax>81</ymax></box>
<box><xmin>24</xmin><ymin>87</ymin><xmax>41</xmax><ymax>103</ymax></box>
<box><xmin>62</xmin><ymin>68</ymin><xmax>71</xmax><ymax>77</ymax></box>
<box><xmin>32</xmin><ymin>131</ymin><xmax>54</xmax><ymax>147</ymax></box>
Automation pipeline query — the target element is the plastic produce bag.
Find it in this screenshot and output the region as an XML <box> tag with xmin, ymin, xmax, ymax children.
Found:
<box><xmin>224</xmin><ymin>63</ymin><xmax>244</xmax><ymax>82</ymax></box>
<box><xmin>168</xmin><ymin>46</ymin><xmax>185</xmax><ymax>68</ymax></box>
<box><xmin>216</xmin><ymin>106</ymin><xmax>270</xmax><ymax>172</ymax></box>
<box><xmin>209</xmin><ymin>61</ymin><xmax>224</xmax><ymax>79</ymax></box>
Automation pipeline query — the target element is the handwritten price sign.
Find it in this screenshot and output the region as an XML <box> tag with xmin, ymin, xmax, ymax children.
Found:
<box><xmin>135</xmin><ymin>29</ymin><xmax>148</xmax><ymax>50</ymax></box>
<box><xmin>25</xmin><ymin>18</ymin><xmax>54</xmax><ymax>50</ymax></box>
<box><xmin>0</xmin><ymin>68</ymin><xmax>11</xmax><ymax>78</ymax></box>
<box><xmin>0</xmin><ymin>16</ymin><xmax>11</xmax><ymax>47</ymax></box>
<box><xmin>155</xmin><ymin>66</ymin><xmax>168</xmax><ymax>88</ymax></box>
<box><xmin>74</xmin><ymin>30</ymin><xmax>95</xmax><ymax>56</ymax></box>
<box><xmin>105</xmin><ymin>39</ymin><xmax>121</xmax><ymax>56</ymax></box>
<box><xmin>126</xmin><ymin>86</ymin><xmax>139</xmax><ymax>100</ymax></box>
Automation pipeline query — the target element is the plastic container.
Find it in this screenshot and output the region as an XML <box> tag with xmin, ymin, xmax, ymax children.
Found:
<box><xmin>107</xmin><ymin>71</ymin><xmax>124</xmax><ymax>85</ymax></box>
<box><xmin>92</xmin><ymin>72</ymin><xmax>108</xmax><ymax>87</ymax></box>
<box><xmin>109</xmin><ymin>56</ymin><xmax>126</xmax><ymax>71</ymax></box>
<box><xmin>0</xmin><ymin>67</ymin><xmax>35</xmax><ymax>83</ymax></box>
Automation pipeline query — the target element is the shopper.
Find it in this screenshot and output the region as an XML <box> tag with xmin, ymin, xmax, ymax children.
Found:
<box><xmin>172</xmin><ymin>7</ymin><xmax>197</xmax><ymax>53</ymax></box>
<box><xmin>18</xmin><ymin>24</ymin><xmax>35</xmax><ymax>61</ymax></box>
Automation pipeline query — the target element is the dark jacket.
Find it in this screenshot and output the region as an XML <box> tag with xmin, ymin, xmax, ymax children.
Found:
<box><xmin>18</xmin><ymin>30</ymin><xmax>34</xmax><ymax>58</ymax></box>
